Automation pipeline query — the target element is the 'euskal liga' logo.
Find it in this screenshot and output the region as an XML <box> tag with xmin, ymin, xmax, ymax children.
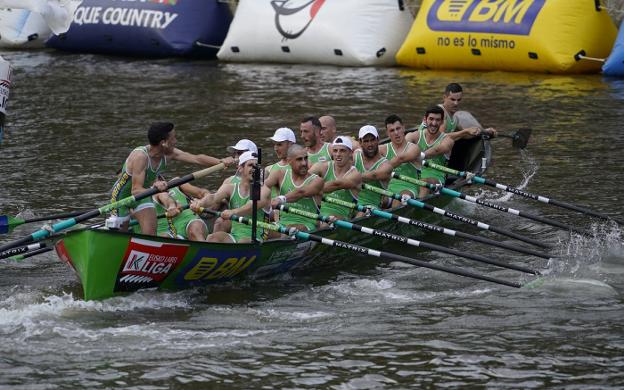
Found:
<box><xmin>271</xmin><ymin>0</ymin><xmax>326</xmax><ymax>40</ymax></box>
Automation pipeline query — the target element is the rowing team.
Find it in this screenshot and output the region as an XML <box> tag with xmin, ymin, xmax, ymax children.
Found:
<box><xmin>108</xmin><ymin>84</ymin><xmax>496</xmax><ymax>243</ymax></box>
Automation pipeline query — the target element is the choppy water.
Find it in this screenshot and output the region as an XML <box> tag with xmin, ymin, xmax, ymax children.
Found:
<box><xmin>0</xmin><ymin>50</ymin><xmax>623</xmax><ymax>388</ymax></box>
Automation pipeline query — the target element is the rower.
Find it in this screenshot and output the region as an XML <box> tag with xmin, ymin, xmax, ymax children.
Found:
<box><xmin>108</xmin><ymin>122</ymin><xmax>235</xmax><ymax>235</ymax></box>
<box><xmin>152</xmin><ymin>182</ymin><xmax>210</xmax><ymax>241</ymax></box>
<box><xmin>354</xmin><ymin>125</ymin><xmax>390</xmax><ymax>209</ymax></box>
<box><xmin>310</xmin><ymin>136</ymin><xmax>362</xmax><ymax>220</ymax></box>
<box><xmin>320</xmin><ymin>115</ymin><xmax>360</xmax><ymax>153</ymax></box>
<box><xmin>265</xmin><ymin>127</ymin><xmax>296</xmax><ymax>177</ymax></box>
<box><xmin>190</xmin><ymin>151</ymin><xmax>267</xmax><ymax>243</ymax></box>
<box><xmin>426</xmin><ymin>83</ymin><xmax>496</xmax><ymax>141</ymax></box>
<box><xmin>300</xmin><ymin>116</ymin><xmax>332</xmax><ymax>165</ymax></box>
<box><xmin>381</xmin><ymin>114</ymin><xmax>421</xmax><ymax>206</ymax></box>
<box><xmin>264</xmin><ymin>144</ymin><xmax>324</xmax><ymax>232</ymax></box>
<box><xmin>375</xmin><ymin>107</ymin><xmax>456</xmax><ymax>199</ymax></box>
<box><xmin>212</xmin><ymin>138</ymin><xmax>259</xmax><ymax>234</ymax></box>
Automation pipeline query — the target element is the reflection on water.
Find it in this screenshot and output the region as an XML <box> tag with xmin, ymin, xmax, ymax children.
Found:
<box><xmin>0</xmin><ymin>50</ymin><xmax>623</xmax><ymax>388</ymax></box>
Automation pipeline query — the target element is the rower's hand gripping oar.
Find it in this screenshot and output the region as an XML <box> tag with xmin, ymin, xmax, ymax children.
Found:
<box><xmin>322</xmin><ymin>196</ymin><xmax>553</xmax><ymax>260</ymax></box>
<box><xmin>422</xmin><ymin>160</ymin><xmax>623</xmax><ymax>225</ymax></box>
<box><xmin>392</xmin><ymin>172</ymin><xmax>589</xmax><ymax>235</ymax></box>
<box><xmin>200</xmin><ymin>208</ymin><xmax>527</xmax><ymax>289</ymax></box>
<box><xmin>278</xmin><ymin>204</ymin><xmax>541</xmax><ymax>275</ymax></box>
<box><xmin>0</xmin><ymin>163</ymin><xmax>226</xmax><ymax>253</ymax></box>
<box><xmin>363</xmin><ymin>184</ymin><xmax>549</xmax><ymax>249</ymax></box>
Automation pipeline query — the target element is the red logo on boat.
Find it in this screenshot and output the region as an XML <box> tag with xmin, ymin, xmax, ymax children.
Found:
<box><xmin>55</xmin><ymin>240</ymin><xmax>76</xmax><ymax>271</ymax></box>
<box><xmin>115</xmin><ymin>238</ymin><xmax>188</xmax><ymax>291</ymax></box>
<box><xmin>272</xmin><ymin>0</ymin><xmax>326</xmax><ymax>40</ymax></box>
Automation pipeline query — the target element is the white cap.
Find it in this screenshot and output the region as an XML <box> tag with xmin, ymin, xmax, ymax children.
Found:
<box><xmin>268</xmin><ymin>127</ymin><xmax>296</xmax><ymax>143</ymax></box>
<box><xmin>358</xmin><ymin>125</ymin><xmax>379</xmax><ymax>139</ymax></box>
<box><xmin>238</xmin><ymin>150</ymin><xmax>257</xmax><ymax>166</ymax></box>
<box><xmin>227</xmin><ymin>139</ymin><xmax>258</xmax><ymax>154</ymax></box>
<box><xmin>332</xmin><ymin>135</ymin><xmax>353</xmax><ymax>151</ymax></box>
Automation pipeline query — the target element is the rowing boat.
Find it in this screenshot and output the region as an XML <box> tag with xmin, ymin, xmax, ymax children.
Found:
<box><xmin>54</xmin><ymin>137</ymin><xmax>491</xmax><ymax>300</ymax></box>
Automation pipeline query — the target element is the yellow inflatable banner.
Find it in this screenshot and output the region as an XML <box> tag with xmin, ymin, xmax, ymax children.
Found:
<box><xmin>396</xmin><ymin>0</ymin><xmax>617</xmax><ymax>73</ymax></box>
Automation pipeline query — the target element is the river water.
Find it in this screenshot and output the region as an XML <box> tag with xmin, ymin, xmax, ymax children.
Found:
<box><xmin>0</xmin><ymin>50</ymin><xmax>623</xmax><ymax>388</ymax></box>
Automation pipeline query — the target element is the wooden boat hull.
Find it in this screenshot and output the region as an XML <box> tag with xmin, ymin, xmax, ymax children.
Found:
<box><xmin>55</xmin><ymin>137</ymin><xmax>490</xmax><ymax>300</ymax></box>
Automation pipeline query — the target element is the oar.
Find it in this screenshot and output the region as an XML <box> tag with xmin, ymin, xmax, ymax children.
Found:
<box><xmin>363</xmin><ymin>184</ymin><xmax>549</xmax><ymax>248</ymax></box>
<box><xmin>0</xmin><ymin>242</ymin><xmax>47</xmax><ymax>260</ymax></box>
<box><xmin>423</xmin><ymin>160</ymin><xmax>623</xmax><ymax>225</ymax></box>
<box><xmin>392</xmin><ymin>172</ymin><xmax>588</xmax><ymax>235</ymax></box>
<box><xmin>200</xmin><ymin>208</ymin><xmax>525</xmax><ymax>289</ymax></box>
<box><xmin>0</xmin><ymin>210</ymin><xmax>89</xmax><ymax>230</ymax></box>
<box><xmin>379</xmin><ymin>127</ymin><xmax>530</xmax><ymax>149</ymax></box>
<box><xmin>0</xmin><ymin>163</ymin><xmax>226</xmax><ymax>253</ymax></box>
<box><xmin>322</xmin><ymin>196</ymin><xmax>553</xmax><ymax>260</ymax></box>
<box><xmin>6</xmin><ymin>247</ymin><xmax>53</xmax><ymax>262</ymax></box>
<box><xmin>278</xmin><ymin>204</ymin><xmax>540</xmax><ymax>275</ymax></box>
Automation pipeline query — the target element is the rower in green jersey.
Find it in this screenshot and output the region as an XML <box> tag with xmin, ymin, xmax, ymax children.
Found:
<box><xmin>191</xmin><ymin>152</ymin><xmax>267</xmax><ymax>243</ymax></box>
<box><xmin>262</xmin><ymin>144</ymin><xmax>324</xmax><ymax>232</ymax></box>
<box><xmin>109</xmin><ymin>122</ymin><xmax>235</xmax><ymax>235</ymax></box>
<box><xmin>376</xmin><ymin>107</ymin><xmax>458</xmax><ymax>199</ymax></box>
<box><xmin>436</xmin><ymin>83</ymin><xmax>496</xmax><ymax>140</ymax></box>
<box><xmin>151</xmin><ymin>183</ymin><xmax>210</xmax><ymax>241</ymax></box>
<box><xmin>354</xmin><ymin>125</ymin><xmax>389</xmax><ymax>208</ymax></box>
<box><xmin>379</xmin><ymin>114</ymin><xmax>421</xmax><ymax>206</ymax></box>
<box><xmin>310</xmin><ymin>136</ymin><xmax>362</xmax><ymax>220</ymax></box>
<box><xmin>300</xmin><ymin>116</ymin><xmax>332</xmax><ymax>165</ymax></box>
<box><xmin>265</xmin><ymin>127</ymin><xmax>296</xmax><ymax>208</ymax></box>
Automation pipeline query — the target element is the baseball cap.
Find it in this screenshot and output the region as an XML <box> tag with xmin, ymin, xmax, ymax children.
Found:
<box><xmin>238</xmin><ymin>151</ymin><xmax>258</xmax><ymax>166</ymax></box>
<box><xmin>227</xmin><ymin>139</ymin><xmax>258</xmax><ymax>154</ymax></box>
<box><xmin>332</xmin><ymin>136</ymin><xmax>353</xmax><ymax>151</ymax></box>
<box><xmin>268</xmin><ymin>127</ymin><xmax>296</xmax><ymax>143</ymax></box>
<box><xmin>358</xmin><ymin>125</ymin><xmax>379</xmax><ymax>139</ymax></box>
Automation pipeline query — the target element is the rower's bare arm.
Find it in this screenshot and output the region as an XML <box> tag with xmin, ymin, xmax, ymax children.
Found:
<box><xmin>180</xmin><ymin>182</ymin><xmax>210</xmax><ymax>199</ymax></box>
<box><xmin>154</xmin><ymin>192</ymin><xmax>180</xmax><ymax>217</ymax></box>
<box><xmin>425</xmin><ymin>137</ymin><xmax>455</xmax><ymax>158</ymax></box>
<box><xmin>448</xmin><ymin>128</ymin><xmax>480</xmax><ymax>141</ymax></box>
<box><xmin>323</xmin><ymin>170</ymin><xmax>362</xmax><ymax>193</ymax></box>
<box><xmin>362</xmin><ymin>161</ymin><xmax>392</xmax><ymax>182</ymax></box>
<box><xmin>170</xmin><ymin>148</ymin><xmax>235</xmax><ymax>167</ymax></box>
<box><xmin>308</xmin><ymin>161</ymin><xmax>328</xmax><ymax>178</ymax></box>
<box><xmin>127</xmin><ymin>151</ymin><xmax>157</xmax><ymax>195</ymax></box>
<box><xmin>263</xmin><ymin>169</ymin><xmax>285</xmax><ymax>193</ymax></box>
<box><xmin>229</xmin><ymin>186</ymin><xmax>271</xmax><ymax>216</ymax></box>
<box><xmin>192</xmin><ymin>183</ymin><xmax>232</xmax><ymax>211</ymax></box>
<box><xmin>405</xmin><ymin>130</ymin><xmax>420</xmax><ymax>143</ymax></box>
<box><xmin>390</xmin><ymin>144</ymin><xmax>421</xmax><ymax>167</ymax></box>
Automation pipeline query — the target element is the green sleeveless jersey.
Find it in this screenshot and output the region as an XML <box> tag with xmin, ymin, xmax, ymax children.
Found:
<box><xmin>111</xmin><ymin>145</ymin><xmax>167</xmax><ymax>216</ymax></box>
<box><xmin>279</xmin><ymin>170</ymin><xmax>320</xmax><ymax>231</ymax></box>
<box><xmin>308</xmin><ymin>142</ymin><xmax>332</xmax><ymax>165</ymax></box>
<box><xmin>439</xmin><ymin>104</ymin><xmax>457</xmax><ymax>133</ymax></box>
<box><xmin>267</xmin><ymin>161</ymin><xmax>290</xmax><ymax>198</ymax></box>
<box><xmin>319</xmin><ymin>162</ymin><xmax>357</xmax><ymax>219</ymax></box>
<box><xmin>354</xmin><ymin>151</ymin><xmax>386</xmax><ymax>207</ymax></box>
<box><xmin>386</xmin><ymin>141</ymin><xmax>420</xmax><ymax>198</ymax></box>
<box><xmin>418</xmin><ymin>130</ymin><xmax>448</xmax><ymax>184</ymax></box>
<box><xmin>229</xmin><ymin>183</ymin><xmax>264</xmax><ymax>242</ymax></box>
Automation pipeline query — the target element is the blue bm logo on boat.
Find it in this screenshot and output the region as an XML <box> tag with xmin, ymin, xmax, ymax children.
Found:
<box><xmin>427</xmin><ymin>0</ymin><xmax>545</xmax><ymax>35</ymax></box>
<box><xmin>175</xmin><ymin>248</ymin><xmax>260</xmax><ymax>287</ymax></box>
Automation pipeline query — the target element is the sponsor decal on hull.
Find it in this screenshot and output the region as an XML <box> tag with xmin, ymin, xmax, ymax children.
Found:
<box><xmin>175</xmin><ymin>247</ymin><xmax>261</xmax><ymax>287</ymax></box>
<box><xmin>115</xmin><ymin>237</ymin><xmax>188</xmax><ymax>292</ymax></box>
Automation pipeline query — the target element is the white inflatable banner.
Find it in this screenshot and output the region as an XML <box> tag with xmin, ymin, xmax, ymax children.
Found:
<box><xmin>0</xmin><ymin>0</ymin><xmax>82</xmax><ymax>37</ymax></box>
<box><xmin>218</xmin><ymin>0</ymin><xmax>414</xmax><ymax>66</ymax></box>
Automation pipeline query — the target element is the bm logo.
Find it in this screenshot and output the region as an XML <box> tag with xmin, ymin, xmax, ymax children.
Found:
<box><xmin>427</xmin><ymin>0</ymin><xmax>545</xmax><ymax>35</ymax></box>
